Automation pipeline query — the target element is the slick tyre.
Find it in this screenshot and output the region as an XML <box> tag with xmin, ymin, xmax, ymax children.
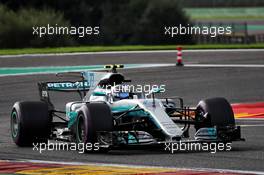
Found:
<box><xmin>11</xmin><ymin>101</ymin><xmax>51</xmax><ymax>147</ymax></box>
<box><xmin>195</xmin><ymin>97</ymin><xmax>235</xmax><ymax>130</ymax></box>
<box><xmin>76</xmin><ymin>103</ymin><xmax>113</xmax><ymax>153</ymax></box>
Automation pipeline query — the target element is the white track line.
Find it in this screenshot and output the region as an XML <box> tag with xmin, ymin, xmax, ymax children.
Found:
<box><xmin>240</xmin><ymin>124</ymin><xmax>264</xmax><ymax>127</ymax></box>
<box><xmin>185</xmin><ymin>64</ymin><xmax>264</xmax><ymax>68</ymax></box>
<box><xmin>7</xmin><ymin>159</ymin><xmax>264</xmax><ymax>175</ymax></box>
<box><xmin>1</xmin><ymin>49</ymin><xmax>264</xmax><ymax>58</ymax></box>
<box><xmin>236</xmin><ymin>118</ymin><xmax>264</xmax><ymax>120</ymax></box>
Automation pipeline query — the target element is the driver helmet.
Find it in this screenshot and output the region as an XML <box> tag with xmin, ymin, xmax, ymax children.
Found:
<box><xmin>112</xmin><ymin>84</ymin><xmax>131</xmax><ymax>100</ymax></box>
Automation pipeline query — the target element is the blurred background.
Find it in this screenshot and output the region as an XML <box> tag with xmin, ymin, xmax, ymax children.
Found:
<box><xmin>0</xmin><ymin>0</ymin><xmax>263</xmax><ymax>48</ymax></box>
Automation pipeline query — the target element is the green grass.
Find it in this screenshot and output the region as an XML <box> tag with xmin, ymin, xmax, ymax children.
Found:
<box><xmin>184</xmin><ymin>7</ymin><xmax>264</xmax><ymax>20</ymax></box>
<box><xmin>0</xmin><ymin>44</ymin><xmax>264</xmax><ymax>56</ymax></box>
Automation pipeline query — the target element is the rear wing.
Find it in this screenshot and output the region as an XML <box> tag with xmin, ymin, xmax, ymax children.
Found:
<box><xmin>38</xmin><ymin>71</ymin><xmax>108</xmax><ymax>92</ymax></box>
<box><xmin>38</xmin><ymin>80</ymin><xmax>90</xmax><ymax>111</ymax></box>
<box><xmin>37</xmin><ymin>67</ymin><xmax>127</xmax><ymax>110</ymax></box>
<box><xmin>40</xmin><ymin>81</ymin><xmax>90</xmax><ymax>92</ymax></box>
<box><xmin>37</xmin><ymin>71</ymin><xmax>98</xmax><ymax>110</ymax></box>
<box><xmin>38</xmin><ymin>79</ymin><xmax>92</xmax><ymax>102</ymax></box>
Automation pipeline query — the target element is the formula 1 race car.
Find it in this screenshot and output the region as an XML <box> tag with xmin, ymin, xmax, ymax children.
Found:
<box><xmin>10</xmin><ymin>64</ymin><xmax>244</xmax><ymax>152</ymax></box>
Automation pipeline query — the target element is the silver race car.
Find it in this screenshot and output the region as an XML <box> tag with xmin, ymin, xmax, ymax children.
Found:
<box><xmin>10</xmin><ymin>65</ymin><xmax>244</xmax><ymax>152</ymax></box>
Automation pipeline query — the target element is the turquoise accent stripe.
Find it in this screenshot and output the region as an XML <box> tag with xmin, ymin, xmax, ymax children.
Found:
<box><xmin>111</xmin><ymin>105</ymin><xmax>135</xmax><ymax>113</ymax></box>
<box><xmin>67</xmin><ymin>111</ymin><xmax>78</xmax><ymax>128</ymax></box>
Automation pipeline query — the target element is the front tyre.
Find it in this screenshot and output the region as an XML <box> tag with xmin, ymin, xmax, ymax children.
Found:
<box><xmin>195</xmin><ymin>97</ymin><xmax>235</xmax><ymax>130</ymax></box>
<box><xmin>76</xmin><ymin>103</ymin><xmax>113</xmax><ymax>153</ymax></box>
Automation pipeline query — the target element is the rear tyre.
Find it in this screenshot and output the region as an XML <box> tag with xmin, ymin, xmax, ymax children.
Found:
<box><xmin>11</xmin><ymin>101</ymin><xmax>51</xmax><ymax>147</ymax></box>
<box><xmin>195</xmin><ymin>97</ymin><xmax>235</xmax><ymax>130</ymax></box>
<box><xmin>76</xmin><ymin>103</ymin><xmax>113</xmax><ymax>152</ymax></box>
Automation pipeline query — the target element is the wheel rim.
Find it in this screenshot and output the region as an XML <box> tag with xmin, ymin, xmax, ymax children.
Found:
<box><xmin>196</xmin><ymin>107</ymin><xmax>207</xmax><ymax>122</ymax></box>
<box><xmin>77</xmin><ymin>115</ymin><xmax>85</xmax><ymax>143</ymax></box>
<box><xmin>196</xmin><ymin>110</ymin><xmax>204</xmax><ymax>121</ymax></box>
<box><xmin>11</xmin><ymin>111</ymin><xmax>19</xmax><ymax>138</ymax></box>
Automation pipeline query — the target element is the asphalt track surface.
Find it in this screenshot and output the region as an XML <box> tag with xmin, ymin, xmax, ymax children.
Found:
<box><xmin>0</xmin><ymin>50</ymin><xmax>264</xmax><ymax>172</ymax></box>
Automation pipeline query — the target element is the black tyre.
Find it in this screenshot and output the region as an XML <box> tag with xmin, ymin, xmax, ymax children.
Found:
<box><xmin>76</xmin><ymin>103</ymin><xmax>113</xmax><ymax>152</ymax></box>
<box><xmin>195</xmin><ymin>97</ymin><xmax>235</xmax><ymax>130</ymax></box>
<box><xmin>11</xmin><ymin>101</ymin><xmax>51</xmax><ymax>146</ymax></box>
